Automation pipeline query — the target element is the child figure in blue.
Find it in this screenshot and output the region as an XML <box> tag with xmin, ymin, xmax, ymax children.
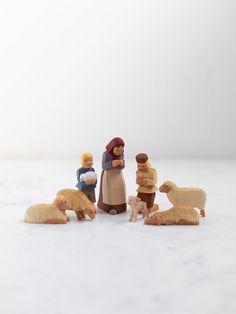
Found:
<box><xmin>76</xmin><ymin>153</ymin><xmax>97</xmax><ymax>203</ymax></box>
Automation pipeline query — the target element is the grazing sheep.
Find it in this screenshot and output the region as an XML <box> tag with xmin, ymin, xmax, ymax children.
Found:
<box><xmin>80</xmin><ymin>171</ymin><xmax>97</xmax><ymax>182</ymax></box>
<box><xmin>25</xmin><ymin>204</ymin><xmax>68</xmax><ymax>224</ymax></box>
<box><xmin>128</xmin><ymin>196</ymin><xmax>147</xmax><ymax>222</ymax></box>
<box><xmin>144</xmin><ymin>207</ymin><xmax>200</xmax><ymax>225</ymax></box>
<box><xmin>159</xmin><ymin>181</ymin><xmax>206</xmax><ymax>217</ymax></box>
<box><xmin>55</xmin><ymin>189</ymin><xmax>96</xmax><ymax>220</ymax></box>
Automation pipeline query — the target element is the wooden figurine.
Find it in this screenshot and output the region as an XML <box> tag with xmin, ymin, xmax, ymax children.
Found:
<box><xmin>76</xmin><ymin>152</ymin><xmax>97</xmax><ymax>203</ymax></box>
<box><xmin>55</xmin><ymin>189</ymin><xmax>96</xmax><ymax>220</ymax></box>
<box><xmin>144</xmin><ymin>206</ymin><xmax>200</xmax><ymax>225</ymax></box>
<box><xmin>135</xmin><ymin>153</ymin><xmax>159</xmax><ymax>214</ymax></box>
<box><xmin>128</xmin><ymin>195</ymin><xmax>146</xmax><ymax>222</ymax></box>
<box><xmin>24</xmin><ymin>197</ymin><xmax>70</xmax><ymax>224</ymax></box>
<box><xmin>159</xmin><ymin>181</ymin><xmax>207</xmax><ymax>217</ymax></box>
<box><xmin>97</xmin><ymin>137</ymin><xmax>126</xmax><ymax>215</ymax></box>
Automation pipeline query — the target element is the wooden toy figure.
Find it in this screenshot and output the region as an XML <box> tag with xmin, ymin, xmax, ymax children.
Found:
<box><xmin>97</xmin><ymin>137</ymin><xmax>126</xmax><ymax>214</ymax></box>
<box><xmin>159</xmin><ymin>181</ymin><xmax>207</xmax><ymax>217</ymax></box>
<box><xmin>76</xmin><ymin>153</ymin><xmax>97</xmax><ymax>203</ymax></box>
<box><xmin>128</xmin><ymin>195</ymin><xmax>146</xmax><ymax>222</ymax></box>
<box><xmin>55</xmin><ymin>189</ymin><xmax>96</xmax><ymax>220</ymax></box>
<box><xmin>135</xmin><ymin>153</ymin><xmax>158</xmax><ymax>214</ymax></box>
<box><xmin>144</xmin><ymin>206</ymin><xmax>200</xmax><ymax>225</ymax></box>
<box><xmin>25</xmin><ymin>195</ymin><xmax>72</xmax><ymax>224</ymax></box>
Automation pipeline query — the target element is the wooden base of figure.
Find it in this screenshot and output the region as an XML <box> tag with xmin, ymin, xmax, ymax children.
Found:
<box><xmin>43</xmin><ymin>218</ymin><xmax>67</xmax><ymax>224</ymax></box>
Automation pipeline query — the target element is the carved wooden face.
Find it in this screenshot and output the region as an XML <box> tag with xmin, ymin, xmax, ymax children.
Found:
<box><xmin>113</xmin><ymin>145</ymin><xmax>124</xmax><ymax>156</ymax></box>
<box><xmin>82</xmin><ymin>158</ymin><xmax>93</xmax><ymax>169</ymax></box>
<box><xmin>159</xmin><ymin>183</ymin><xmax>171</xmax><ymax>193</ymax></box>
<box><xmin>137</xmin><ymin>163</ymin><xmax>148</xmax><ymax>172</ymax></box>
<box><xmin>54</xmin><ymin>196</ymin><xmax>71</xmax><ymax>210</ymax></box>
<box><xmin>127</xmin><ymin>196</ymin><xmax>141</xmax><ymax>205</ymax></box>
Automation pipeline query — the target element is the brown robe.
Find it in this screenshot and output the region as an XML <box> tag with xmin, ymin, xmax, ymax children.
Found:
<box><xmin>98</xmin><ymin>169</ymin><xmax>126</xmax><ymax>213</ymax></box>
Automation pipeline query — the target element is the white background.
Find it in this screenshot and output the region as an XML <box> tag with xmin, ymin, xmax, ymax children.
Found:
<box><xmin>0</xmin><ymin>0</ymin><xmax>235</xmax><ymax>159</ymax></box>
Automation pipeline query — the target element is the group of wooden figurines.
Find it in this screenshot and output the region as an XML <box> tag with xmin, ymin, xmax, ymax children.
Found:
<box><xmin>25</xmin><ymin>137</ymin><xmax>207</xmax><ymax>226</ymax></box>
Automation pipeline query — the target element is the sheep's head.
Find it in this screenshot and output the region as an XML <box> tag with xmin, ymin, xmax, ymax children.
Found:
<box><xmin>144</xmin><ymin>212</ymin><xmax>162</xmax><ymax>225</ymax></box>
<box><xmin>53</xmin><ymin>195</ymin><xmax>72</xmax><ymax>211</ymax></box>
<box><xmin>159</xmin><ymin>181</ymin><xmax>176</xmax><ymax>193</ymax></box>
<box><xmin>128</xmin><ymin>196</ymin><xmax>141</xmax><ymax>206</ymax></box>
<box><xmin>85</xmin><ymin>207</ymin><xmax>96</xmax><ymax>220</ymax></box>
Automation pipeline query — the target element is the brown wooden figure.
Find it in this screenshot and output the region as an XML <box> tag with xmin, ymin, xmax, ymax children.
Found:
<box><xmin>135</xmin><ymin>153</ymin><xmax>159</xmax><ymax>214</ymax></box>
<box><xmin>97</xmin><ymin>137</ymin><xmax>126</xmax><ymax>215</ymax></box>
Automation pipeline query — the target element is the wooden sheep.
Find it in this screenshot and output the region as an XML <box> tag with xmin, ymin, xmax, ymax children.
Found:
<box><xmin>128</xmin><ymin>196</ymin><xmax>147</xmax><ymax>222</ymax></box>
<box><xmin>80</xmin><ymin>171</ymin><xmax>97</xmax><ymax>183</ymax></box>
<box><xmin>55</xmin><ymin>189</ymin><xmax>96</xmax><ymax>220</ymax></box>
<box><xmin>159</xmin><ymin>181</ymin><xmax>206</xmax><ymax>217</ymax></box>
<box><xmin>144</xmin><ymin>206</ymin><xmax>200</xmax><ymax>225</ymax></box>
<box><xmin>24</xmin><ymin>197</ymin><xmax>70</xmax><ymax>224</ymax></box>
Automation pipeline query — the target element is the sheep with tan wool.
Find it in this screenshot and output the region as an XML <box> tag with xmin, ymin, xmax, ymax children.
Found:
<box><xmin>25</xmin><ymin>195</ymin><xmax>71</xmax><ymax>224</ymax></box>
<box><xmin>128</xmin><ymin>196</ymin><xmax>147</xmax><ymax>222</ymax></box>
<box><xmin>144</xmin><ymin>206</ymin><xmax>200</xmax><ymax>225</ymax></box>
<box><xmin>159</xmin><ymin>181</ymin><xmax>206</xmax><ymax>217</ymax></box>
<box><xmin>55</xmin><ymin>189</ymin><xmax>96</xmax><ymax>220</ymax></box>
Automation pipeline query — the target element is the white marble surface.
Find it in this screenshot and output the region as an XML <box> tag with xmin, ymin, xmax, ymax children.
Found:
<box><xmin>0</xmin><ymin>159</ymin><xmax>236</xmax><ymax>314</ymax></box>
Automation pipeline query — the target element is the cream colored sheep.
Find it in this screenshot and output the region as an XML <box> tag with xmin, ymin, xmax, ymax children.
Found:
<box><xmin>128</xmin><ymin>196</ymin><xmax>147</xmax><ymax>222</ymax></box>
<box><xmin>25</xmin><ymin>204</ymin><xmax>67</xmax><ymax>224</ymax></box>
<box><xmin>159</xmin><ymin>181</ymin><xmax>206</xmax><ymax>217</ymax></box>
<box><xmin>80</xmin><ymin>171</ymin><xmax>97</xmax><ymax>182</ymax></box>
<box><xmin>25</xmin><ymin>194</ymin><xmax>72</xmax><ymax>224</ymax></box>
<box><xmin>144</xmin><ymin>206</ymin><xmax>200</xmax><ymax>225</ymax></box>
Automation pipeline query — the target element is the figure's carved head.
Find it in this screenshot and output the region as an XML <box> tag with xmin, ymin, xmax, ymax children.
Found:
<box><xmin>85</xmin><ymin>207</ymin><xmax>96</xmax><ymax>220</ymax></box>
<box><xmin>81</xmin><ymin>152</ymin><xmax>93</xmax><ymax>168</ymax></box>
<box><xmin>128</xmin><ymin>196</ymin><xmax>141</xmax><ymax>206</ymax></box>
<box><xmin>53</xmin><ymin>195</ymin><xmax>71</xmax><ymax>211</ymax></box>
<box><xmin>113</xmin><ymin>145</ymin><xmax>124</xmax><ymax>156</ymax></box>
<box><xmin>159</xmin><ymin>181</ymin><xmax>176</xmax><ymax>193</ymax></box>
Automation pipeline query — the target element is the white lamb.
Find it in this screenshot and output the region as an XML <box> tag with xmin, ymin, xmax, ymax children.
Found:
<box><xmin>80</xmin><ymin>171</ymin><xmax>97</xmax><ymax>182</ymax></box>
<box><xmin>159</xmin><ymin>181</ymin><xmax>207</xmax><ymax>217</ymax></box>
<box><xmin>128</xmin><ymin>196</ymin><xmax>147</xmax><ymax>222</ymax></box>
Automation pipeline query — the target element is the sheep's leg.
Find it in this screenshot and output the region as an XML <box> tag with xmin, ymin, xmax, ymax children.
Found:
<box><xmin>75</xmin><ymin>211</ymin><xmax>83</xmax><ymax>221</ymax></box>
<box><xmin>62</xmin><ymin>210</ymin><xmax>70</xmax><ymax>221</ymax></box>
<box><xmin>129</xmin><ymin>211</ymin><xmax>134</xmax><ymax>221</ymax></box>
<box><xmin>143</xmin><ymin>207</ymin><xmax>149</xmax><ymax>218</ymax></box>
<box><xmin>132</xmin><ymin>211</ymin><xmax>138</xmax><ymax>222</ymax></box>
<box><xmin>200</xmin><ymin>209</ymin><xmax>205</xmax><ymax>217</ymax></box>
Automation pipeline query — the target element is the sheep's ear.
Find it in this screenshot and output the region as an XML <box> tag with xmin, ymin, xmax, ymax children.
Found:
<box><xmin>136</xmin><ymin>197</ymin><xmax>141</xmax><ymax>201</ymax></box>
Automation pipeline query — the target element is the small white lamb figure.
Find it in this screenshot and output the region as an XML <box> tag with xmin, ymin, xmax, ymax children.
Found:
<box><xmin>80</xmin><ymin>171</ymin><xmax>97</xmax><ymax>182</ymax></box>
<box><xmin>159</xmin><ymin>181</ymin><xmax>207</xmax><ymax>217</ymax></box>
<box><xmin>128</xmin><ymin>196</ymin><xmax>147</xmax><ymax>222</ymax></box>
